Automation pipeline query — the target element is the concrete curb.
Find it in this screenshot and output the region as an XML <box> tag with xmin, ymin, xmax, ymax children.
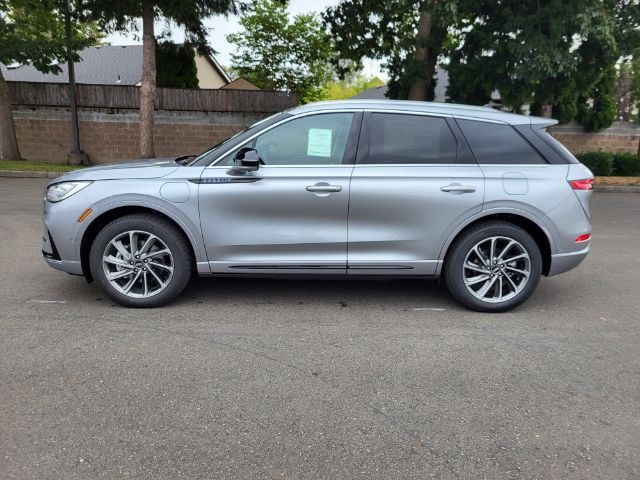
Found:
<box><xmin>2</xmin><ymin>169</ymin><xmax>640</xmax><ymax>193</ymax></box>
<box><xmin>0</xmin><ymin>170</ymin><xmax>67</xmax><ymax>179</ymax></box>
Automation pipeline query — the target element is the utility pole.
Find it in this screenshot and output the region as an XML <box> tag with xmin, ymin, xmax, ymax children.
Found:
<box><xmin>64</xmin><ymin>0</ymin><xmax>88</xmax><ymax>165</ymax></box>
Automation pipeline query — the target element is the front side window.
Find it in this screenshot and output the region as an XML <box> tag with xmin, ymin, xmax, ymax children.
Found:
<box><xmin>365</xmin><ymin>113</ymin><xmax>457</xmax><ymax>164</ymax></box>
<box><xmin>255</xmin><ymin>113</ymin><xmax>354</xmax><ymax>166</ymax></box>
<box><xmin>218</xmin><ymin>113</ymin><xmax>355</xmax><ymax>166</ymax></box>
<box><xmin>457</xmin><ymin>119</ymin><xmax>546</xmax><ymax>165</ymax></box>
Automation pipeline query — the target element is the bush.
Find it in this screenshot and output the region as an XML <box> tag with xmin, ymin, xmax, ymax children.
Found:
<box><xmin>575</xmin><ymin>151</ymin><xmax>614</xmax><ymax>176</ymax></box>
<box><xmin>612</xmin><ymin>152</ymin><xmax>640</xmax><ymax>176</ymax></box>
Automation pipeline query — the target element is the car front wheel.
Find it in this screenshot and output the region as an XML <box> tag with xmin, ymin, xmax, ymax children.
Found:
<box><xmin>89</xmin><ymin>214</ymin><xmax>193</xmax><ymax>307</ymax></box>
<box><xmin>444</xmin><ymin>221</ymin><xmax>542</xmax><ymax>312</ymax></box>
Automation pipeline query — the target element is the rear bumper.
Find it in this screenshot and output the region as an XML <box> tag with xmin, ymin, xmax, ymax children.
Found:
<box><xmin>548</xmin><ymin>245</ymin><xmax>589</xmax><ymax>276</ymax></box>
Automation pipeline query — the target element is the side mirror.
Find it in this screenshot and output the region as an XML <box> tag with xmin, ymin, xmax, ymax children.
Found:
<box><xmin>228</xmin><ymin>147</ymin><xmax>260</xmax><ymax>175</ymax></box>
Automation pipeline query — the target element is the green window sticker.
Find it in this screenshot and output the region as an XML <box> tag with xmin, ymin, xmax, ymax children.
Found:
<box><xmin>307</xmin><ymin>128</ymin><xmax>332</xmax><ymax>157</ymax></box>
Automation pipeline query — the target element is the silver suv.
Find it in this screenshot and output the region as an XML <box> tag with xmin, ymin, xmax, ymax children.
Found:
<box><xmin>42</xmin><ymin>100</ymin><xmax>593</xmax><ymax>312</ymax></box>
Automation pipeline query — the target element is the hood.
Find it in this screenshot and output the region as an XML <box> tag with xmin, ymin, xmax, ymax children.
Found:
<box><xmin>49</xmin><ymin>157</ymin><xmax>181</xmax><ymax>183</ymax></box>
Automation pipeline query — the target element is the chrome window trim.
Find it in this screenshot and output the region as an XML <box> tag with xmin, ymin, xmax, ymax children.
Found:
<box><xmin>204</xmin><ymin>107</ymin><xmax>522</xmax><ymax>169</ymax></box>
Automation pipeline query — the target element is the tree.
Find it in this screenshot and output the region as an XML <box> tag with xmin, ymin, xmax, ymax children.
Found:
<box><xmin>156</xmin><ymin>40</ymin><xmax>198</xmax><ymax>89</ymax></box>
<box><xmin>446</xmin><ymin>0</ymin><xmax>617</xmax><ymax>118</ymax></box>
<box><xmin>0</xmin><ymin>0</ymin><xmax>99</xmax><ymax>161</ymax></box>
<box><xmin>227</xmin><ymin>0</ymin><xmax>334</xmax><ymax>103</ymax></box>
<box><xmin>322</xmin><ymin>74</ymin><xmax>385</xmax><ymax>100</ymax></box>
<box><xmin>323</xmin><ymin>1</ymin><xmax>470</xmax><ymax>101</ymax></box>
<box><xmin>576</xmin><ymin>64</ymin><xmax>618</xmax><ymax>131</ymax></box>
<box><xmin>89</xmin><ymin>0</ymin><xmax>242</xmax><ymax>158</ymax></box>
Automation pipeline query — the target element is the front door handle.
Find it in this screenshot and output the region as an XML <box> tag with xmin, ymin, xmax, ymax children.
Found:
<box><xmin>440</xmin><ymin>184</ymin><xmax>476</xmax><ymax>194</ymax></box>
<box><xmin>306</xmin><ymin>184</ymin><xmax>342</xmax><ymax>193</ymax></box>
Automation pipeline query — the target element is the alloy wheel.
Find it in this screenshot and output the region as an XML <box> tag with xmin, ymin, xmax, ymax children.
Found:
<box><xmin>102</xmin><ymin>230</ymin><xmax>174</xmax><ymax>298</ymax></box>
<box><xmin>462</xmin><ymin>236</ymin><xmax>531</xmax><ymax>303</ymax></box>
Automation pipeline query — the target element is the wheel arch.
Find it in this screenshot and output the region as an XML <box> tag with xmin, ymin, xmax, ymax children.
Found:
<box><xmin>437</xmin><ymin>210</ymin><xmax>554</xmax><ymax>277</ymax></box>
<box><xmin>79</xmin><ymin>204</ymin><xmax>203</xmax><ymax>281</ymax></box>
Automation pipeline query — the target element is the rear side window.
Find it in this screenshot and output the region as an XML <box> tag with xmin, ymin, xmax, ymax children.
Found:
<box><xmin>457</xmin><ymin>119</ymin><xmax>547</xmax><ymax>165</ymax></box>
<box><xmin>365</xmin><ymin>113</ymin><xmax>457</xmax><ymax>164</ymax></box>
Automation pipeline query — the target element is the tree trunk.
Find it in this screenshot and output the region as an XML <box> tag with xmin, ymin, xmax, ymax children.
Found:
<box><xmin>139</xmin><ymin>0</ymin><xmax>156</xmax><ymax>158</ymax></box>
<box><xmin>407</xmin><ymin>8</ymin><xmax>433</xmax><ymax>101</ymax></box>
<box><xmin>0</xmin><ymin>69</ymin><xmax>22</xmax><ymax>161</ymax></box>
<box><xmin>540</xmin><ymin>102</ymin><xmax>553</xmax><ymax>118</ymax></box>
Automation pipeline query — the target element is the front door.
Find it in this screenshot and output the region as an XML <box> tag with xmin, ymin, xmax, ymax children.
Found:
<box><xmin>347</xmin><ymin>112</ymin><xmax>485</xmax><ymax>275</ymax></box>
<box><xmin>198</xmin><ymin>111</ymin><xmax>361</xmax><ymax>274</ymax></box>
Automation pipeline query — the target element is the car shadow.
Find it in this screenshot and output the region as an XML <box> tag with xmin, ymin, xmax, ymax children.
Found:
<box><xmin>179</xmin><ymin>276</ymin><xmax>456</xmax><ymax>309</ymax></box>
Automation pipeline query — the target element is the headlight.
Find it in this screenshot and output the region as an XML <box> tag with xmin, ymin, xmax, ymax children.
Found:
<box><xmin>45</xmin><ymin>181</ymin><xmax>92</xmax><ymax>203</ymax></box>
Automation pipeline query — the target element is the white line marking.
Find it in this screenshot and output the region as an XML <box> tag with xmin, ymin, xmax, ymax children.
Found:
<box><xmin>28</xmin><ymin>300</ymin><xmax>67</xmax><ymax>304</ymax></box>
<box><xmin>413</xmin><ymin>307</ymin><xmax>446</xmax><ymax>311</ymax></box>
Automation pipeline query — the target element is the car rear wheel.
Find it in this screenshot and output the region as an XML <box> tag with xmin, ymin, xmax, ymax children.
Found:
<box><xmin>444</xmin><ymin>221</ymin><xmax>542</xmax><ymax>312</ymax></box>
<box><xmin>89</xmin><ymin>214</ymin><xmax>193</xmax><ymax>307</ymax></box>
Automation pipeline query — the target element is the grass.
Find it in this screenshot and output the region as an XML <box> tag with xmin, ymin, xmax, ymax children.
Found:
<box><xmin>0</xmin><ymin>160</ymin><xmax>83</xmax><ymax>173</ymax></box>
<box><xmin>594</xmin><ymin>176</ymin><xmax>640</xmax><ymax>187</ymax></box>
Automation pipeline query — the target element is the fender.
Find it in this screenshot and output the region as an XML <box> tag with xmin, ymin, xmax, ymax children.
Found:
<box><xmin>434</xmin><ymin>206</ymin><xmax>556</xmax><ymax>276</ymax></box>
<box><xmin>74</xmin><ymin>195</ymin><xmax>209</xmax><ymax>271</ymax></box>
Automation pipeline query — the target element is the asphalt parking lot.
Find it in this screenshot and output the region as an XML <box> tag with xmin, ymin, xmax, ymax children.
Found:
<box><xmin>1</xmin><ymin>177</ymin><xmax>639</xmax><ymax>479</ymax></box>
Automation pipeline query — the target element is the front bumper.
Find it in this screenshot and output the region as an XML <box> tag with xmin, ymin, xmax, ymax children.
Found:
<box><xmin>548</xmin><ymin>245</ymin><xmax>589</xmax><ymax>276</ymax></box>
<box><xmin>42</xmin><ymin>188</ymin><xmax>92</xmax><ymax>276</ymax></box>
<box><xmin>43</xmin><ymin>256</ymin><xmax>84</xmax><ymax>275</ymax></box>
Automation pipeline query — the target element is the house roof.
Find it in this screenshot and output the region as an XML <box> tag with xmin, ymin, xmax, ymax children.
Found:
<box><xmin>202</xmin><ymin>54</ymin><xmax>231</xmax><ymax>84</ymax></box>
<box><xmin>1</xmin><ymin>45</ymin><xmax>144</xmax><ymax>85</ymax></box>
<box><xmin>1</xmin><ymin>44</ymin><xmax>231</xmax><ymax>87</ymax></box>
<box><xmin>351</xmin><ymin>68</ymin><xmax>450</xmax><ymax>102</ymax></box>
<box><xmin>221</xmin><ymin>77</ymin><xmax>260</xmax><ymax>90</ymax></box>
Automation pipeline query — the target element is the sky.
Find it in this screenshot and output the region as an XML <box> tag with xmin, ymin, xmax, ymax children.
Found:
<box><xmin>104</xmin><ymin>0</ymin><xmax>387</xmax><ymax>80</ymax></box>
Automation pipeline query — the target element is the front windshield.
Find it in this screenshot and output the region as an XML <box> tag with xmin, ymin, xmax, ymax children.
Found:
<box><xmin>188</xmin><ymin>112</ymin><xmax>290</xmax><ymax>166</ymax></box>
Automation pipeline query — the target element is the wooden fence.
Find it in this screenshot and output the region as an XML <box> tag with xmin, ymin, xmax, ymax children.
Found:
<box><xmin>8</xmin><ymin>81</ymin><xmax>299</xmax><ymax>113</ymax></box>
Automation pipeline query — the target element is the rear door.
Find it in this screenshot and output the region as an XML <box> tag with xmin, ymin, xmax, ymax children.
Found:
<box><xmin>347</xmin><ymin>112</ymin><xmax>485</xmax><ymax>275</ymax></box>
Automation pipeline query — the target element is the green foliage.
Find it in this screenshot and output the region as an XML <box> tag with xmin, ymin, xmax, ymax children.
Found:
<box><xmin>612</xmin><ymin>152</ymin><xmax>640</xmax><ymax>176</ymax></box>
<box><xmin>0</xmin><ymin>0</ymin><xmax>102</xmax><ymax>71</ymax></box>
<box><xmin>446</xmin><ymin>0</ymin><xmax>618</xmax><ymax>113</ymax></box>
<box><xmin>87</xmin><ymin>0</ymin><xmax>241</xmax><ymax>54</ymax></box>
<box><xmin>575</xmin><ymin>151</ymin><xmax>614</xmax><ymax>176</ymax></box>
<box><xmin>577</xmin><ymin>65</ymin><xmax>618</xmax><ymax>131</ymax></box>
<box><xmin>156</xmin><ymin>40</ymin><xmax>198</xmax><ymax>89</ymax></box>
<box><xmin>576</xmin><ymin>151</ymin><xmax>640</xmax><ymax>176</ymax></box>
<box><xmin>228</xmin><ymin>0</ymin><xmax>334</xmax><ymax>103</ymax></box>
<box><xmin>549</xmin><ymin>80</ymin><xmax>579</xmax><ymax>124</ymax></box>
<box><xmin>322</xmin><ymin>75</ymin><xmax>385</xmax><ymax>100</ymax></box>
<box><xmin>323</xmin><ymin>1</ymin><xmax>465</xmax><ymax>100</ymax></box>
<box><xmin>633</xmin><ymin>55</ymin><xmax>640</xmax><ymax>122</ymax></box>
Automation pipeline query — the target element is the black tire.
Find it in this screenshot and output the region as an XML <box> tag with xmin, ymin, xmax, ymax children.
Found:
<box><xmin>444</xmin><ymin>221</ymin><xmax>542</xmax><ymax>313</ymax></box>
<box><xmin>89</xmin><ymin>214</ymin><xmax>193</xmax><ymax>307</ymax></box>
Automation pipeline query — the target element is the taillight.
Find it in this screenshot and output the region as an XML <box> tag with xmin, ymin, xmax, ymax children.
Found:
<box><xmin>575</xmin><ymin>233</ymin><xmax>591</xmax><ymax>243</ymax></box>
<box><xmin>570</xmin><ymin>178</ymin><xmax>593</xmax><ymax>190</ymax></box>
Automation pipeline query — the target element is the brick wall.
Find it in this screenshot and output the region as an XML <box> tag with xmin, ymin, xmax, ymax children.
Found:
<box><xmin>549</xmin><ymin>122</ymin><xmax>639</xmax><ymax>155</ymax></box>
<box><xmin>13</xmin><ymin>108</ymin><xmax>266</xmax><ymax>164</ymax></box>
<box><xmin>11</xmin><ymin>107</ymin><xmax>640</xmax><ymax>165</ymax></box>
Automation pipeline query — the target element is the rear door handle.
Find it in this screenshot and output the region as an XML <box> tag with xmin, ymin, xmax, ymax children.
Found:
<box><xmin>440</xmin><ymin>184</ymin><xmax>476</xmax><ymax>194</ymax></box>
<box><xmin>306</xmin><ymin>184</ymin><xmax>342</xmax><ymax>193</ymax></box>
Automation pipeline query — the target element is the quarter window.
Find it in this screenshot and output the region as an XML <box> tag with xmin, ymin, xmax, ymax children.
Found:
<box><xmin>365</xmin><ymin>113</ymin><xmax>457</xmax><ymax>164</ymax></box>
<box><xmin>457</xmin><ymin>119</ymin><xmax>546</xmax><ymax>165</ymax></box>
